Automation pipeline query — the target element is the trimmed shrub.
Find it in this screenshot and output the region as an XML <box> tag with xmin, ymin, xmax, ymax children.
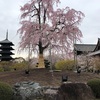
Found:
<box><xmin>0</xmin><ymin>82</ymin><xmax>13</xmax><ymax>100</ymax></box>
<box><xmin>0</xmin><ymin>67</ymin><xmax>4</xmax><ymax>72</ymax></box>
<box><xmin>10</xmin><ymin>61</ymin><xmax>28</xmax><ymax>71</ymax></box>
<box><xmin>0</xmin><ymin>61</ymin><xmax>12</xmax><ymax>71</ymax></box>
<box><xmin>0</xmin><ymin>61</ymin><xmax>29</xmax><ymax>71</ymax></box>
<box><xmin>55</xmin><ymin>60</ymin><xmax>74</xmax><ymax>70</ymax></box>
<box><xmin>87</xmin><ymin>79</ymin><xmax>100</xmax><ymax>98</ymax></box>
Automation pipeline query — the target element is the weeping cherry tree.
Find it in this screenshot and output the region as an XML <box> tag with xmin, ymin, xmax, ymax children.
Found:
<box><xmin>18</xmin><ymin>0</ymin><xmax>84</xmax><ymax>68</ymax></box>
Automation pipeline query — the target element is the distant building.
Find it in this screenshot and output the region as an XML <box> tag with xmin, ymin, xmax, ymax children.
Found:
<box><xmin>74</xmin><ymin>43</ymin><xmax>96</xmax><ymax>68</ymax></box>
<box><xmin>74</xmin><ymin>44</ymin><xmax>96</xmax><ymax>55</ymax></box>
<box><xmin>74</xmin><ymin>38</ymin><xmax>100</xmax><ymax>69</ymax></box>
<box><xmin>0</xmin><ymin>31</ymin><xmax>14</xmax><ymax>61</ymax></box>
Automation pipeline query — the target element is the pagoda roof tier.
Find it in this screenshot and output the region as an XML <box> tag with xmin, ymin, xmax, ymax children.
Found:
<box><xmin>0</xmin><ymin>39</ymin><xmax>14</xmax><ymax>46</ymax></box>
<box><xmin>0</xmin><ymin>57</ymin><xmax>13</xmax><ymax>61</ymax></box>
<box><xmin>0</xmin><ymin>51</ymin><xmax>14</xmax><ymax>55</ymax></box>
<box><xmin>0</xmin><ymin>46</ymin><xmax>14</xmax><ymax>50</ymax></box>
<box><xmin>0</xmin><ymin>56</ymin><xmax>12</xmax><ymax>58</ymax></box>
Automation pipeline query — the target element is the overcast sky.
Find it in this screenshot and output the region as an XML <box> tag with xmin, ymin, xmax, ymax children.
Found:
<box><xmin>0</xmin><ymin>0</ymin><xmax>100</xmax><ymax>58</ymax></box>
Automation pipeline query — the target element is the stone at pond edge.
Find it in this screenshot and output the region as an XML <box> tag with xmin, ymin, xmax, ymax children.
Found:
<box><xmin>13</xmin><ymin>81</ymin><xmax>44</xmax><ymax>100</ymax></box>
<box><xmin>44</xmin><ymin>88</ymin><xmax>58</xmax><ymax>100</ymax></box>
<box><xmin>13</xmin><ymin>82</ymin><xmax>95</xmax><ymax>100</ymax></box>
<box><xmin>57</xmin><ymin>83</ymin><xmax>95</xmax><ymax>100</ymax></box>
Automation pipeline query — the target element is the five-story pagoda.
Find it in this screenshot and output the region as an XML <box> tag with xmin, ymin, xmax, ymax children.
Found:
<box><xmin>0</xmin><ymin>31</ymin><xmax>14</xmax><ymax>61</ymax></box>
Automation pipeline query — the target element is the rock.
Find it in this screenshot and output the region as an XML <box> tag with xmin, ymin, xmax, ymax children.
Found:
<box><xmin>44</xmin><ymin>88</ymin><xmax>58</xmax><ymax>100</ymax></box>
<box><xmin>13</xmin><ymin>82</ymin><xmax>95</xmax><ymax>100</ymax></box>
<box><xmin>57</xmin><ymin>83</ymin><xmax>95</xmax><ymax>100</ymax></box>
<box><xmin>13</xmin><ymin>81</ymin><xmax>44</xmax><ymax>100</ymax></box>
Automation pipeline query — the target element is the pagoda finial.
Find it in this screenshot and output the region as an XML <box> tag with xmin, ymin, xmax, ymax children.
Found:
<box><xmin>6</xmin><ymin>30</ymin><xmax>8</xmax><ymax>40</ymax></box>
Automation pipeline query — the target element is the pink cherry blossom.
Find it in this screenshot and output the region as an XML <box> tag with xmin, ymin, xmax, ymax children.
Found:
<box><xmin>18</xmin><ymin>0</ymin><xmax>84</xmax><ymax>58</ymax></box>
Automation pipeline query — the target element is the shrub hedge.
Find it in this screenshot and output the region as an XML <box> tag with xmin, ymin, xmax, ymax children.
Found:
<box><xmin>10</xmin><ymin>61</ymin><xmax>28</xmax><ymax>71</ymax></box>
<box><xmin>87</xmin><ymin>79</ymin><xmax>100</xmax><ymax>98</ymax></box>
<box><xmin>0</xmin><ymin>82</ymin><xmax>13</xmax><ymax>100</ymax></box>
<box><xmin>55</xmin><ymin>60</ymin><xmax>74</xmax><ymax>70</ymax></box>
<box><xmin>0</xmin><ymin>61</ymin><xmax>12</xmax><ymax>71</ymax></box>
<box><xmin>0</xmin><ymin>61</ymin><xmax>28</xmax><ymax>72</ymax></box>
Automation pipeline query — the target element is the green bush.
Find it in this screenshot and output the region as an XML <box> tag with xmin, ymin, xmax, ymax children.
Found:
<box><xmin>0</xmin><ymin>61</ymin><xmax>12</xmax><ymax>71</ymax></box>
<box><xmin>0</xmin><ymin>67</ymin><xmax>4</xmax><ymax>72</ymax></box>
<box><xmin>10</xmin><ymin>61</ymin><xmax>28</xmax><ymax>70</ymax></box>
<box><xmin>0</xmin><ymin>61</ymin><xmax>29</xmax><ymax>71</ymax></box>
<box><xmin>0</xmin><ymin>82</ymin><xmax>13</xmax><ymax>100</ymax></box>
<box><xmin>55</xmin><ymin>60</ymin><xmax>74</xmax><ymax>70</ymax></box>
<box><xmin>87</xmin><ymin>79</ymin><xmax>100</xmax><ymax>98</ymax></box>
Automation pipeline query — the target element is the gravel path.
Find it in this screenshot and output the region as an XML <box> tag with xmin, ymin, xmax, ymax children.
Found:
<box><xmin>0</xmin><ymin>68</ymin><xmax>100</xmax><ymax>86</ymax></box>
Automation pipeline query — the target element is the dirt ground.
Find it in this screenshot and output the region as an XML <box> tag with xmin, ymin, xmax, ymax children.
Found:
<box><xmin>0</xmin><ymin>68</ymin><xmax>100</xmax><ymax>86</ymax></box>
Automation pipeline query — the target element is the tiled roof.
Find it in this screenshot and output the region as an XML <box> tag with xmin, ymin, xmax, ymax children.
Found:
<box><xmin>94</xmin><ymin>38</ymin><xmax>100</xmax><ymax>51</ymax></box>
<box><xmin>87</xmin><ymin>38</ymin><xmax>100</xmax><ymax>56</ymax></box>
<box><xmin>87</xmin><ymin>50</ymin><xmax>100</xmax><ymax>56</ymax></box>
<box><xmin>0</xmin><ymin>39</ymin><xmax>14</xmax><ymax>45</ymax></box>
<box><xmin>74</xmin><ymin>44</ymin><xmax>96</xmax><ymax>52</ymax></box>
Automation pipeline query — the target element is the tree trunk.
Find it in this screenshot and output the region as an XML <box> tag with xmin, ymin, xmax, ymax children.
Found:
<box><xmin>38</xmin><ymin>54</ymin><xmax>45</xmax><ymax>68</ymax></box>
<box><xmin>38</xmin><ymin>41</ymin><xmax>45</xmax><ymax>68</ymax></box>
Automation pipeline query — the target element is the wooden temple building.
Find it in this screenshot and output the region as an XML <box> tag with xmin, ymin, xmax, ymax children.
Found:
<box><xmin>74</xmin><ymin>38</ymin><xmax>100</xmax><ymax>56</ymax></box>
<box><xmin>74</xmin><ymin>44</ymin><xmax>96</xmax><ymax>55</ymax></box>
<box><xmin>74</xmin><ymin>38</ymin><xmax>100</xmax><ymax>68</ymax></box>
<box><xmin>0</xmin><ymin>32</ymin><xmax>14</xmax><ymax>61</ymax></box>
